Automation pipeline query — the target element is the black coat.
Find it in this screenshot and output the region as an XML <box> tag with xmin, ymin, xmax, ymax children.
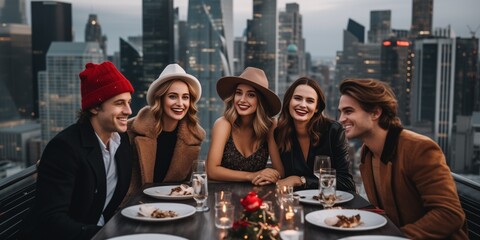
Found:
<box><xmin>279</xmin><ymin>121</ymin><xmax>356</xmax><ymax>192</ymax></box>
<box><xmin>21</xmin><ymin>121</ymin><xmax>132</xmax><ymax>240</ymax></box>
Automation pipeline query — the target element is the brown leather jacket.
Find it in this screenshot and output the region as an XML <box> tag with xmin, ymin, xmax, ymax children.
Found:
<box><xmin>360</xmin><ymin>126</ymin><xmax>468</xmax><ymax>240</ymax></box>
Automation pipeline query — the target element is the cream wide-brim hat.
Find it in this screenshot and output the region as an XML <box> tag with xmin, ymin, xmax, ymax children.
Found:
<box><xmin>146</xmin><ymin>64</ymin><xmax>202</xmax><ymax>106</ymax></box>
<box><xmin>216</xmin><ymin>67</ymin><xmax>281</xmax><ymax>116</ymax></box>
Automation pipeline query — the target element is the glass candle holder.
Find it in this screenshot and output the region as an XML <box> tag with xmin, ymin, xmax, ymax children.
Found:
<box><xmin>215</xmin><ymin>204</ymin><xmax>234</xmax><ymax>229</ymax></box>
<box><xmin>215</xmin><ymin>191</ymin><xmax>232</xmax><ymax>206</ymax></box>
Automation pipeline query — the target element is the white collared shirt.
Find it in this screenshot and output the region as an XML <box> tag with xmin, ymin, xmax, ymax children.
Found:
<box><xmin>95</xmin><ymin>132</ymin><xmax>121</xmax><ymax>226</ymax></box>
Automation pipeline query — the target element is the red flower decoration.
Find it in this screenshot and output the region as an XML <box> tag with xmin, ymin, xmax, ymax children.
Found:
<box><xmin>240</xmin><ymin>191</ymin><xmax>263</xmax><ymax>212</ymax></box>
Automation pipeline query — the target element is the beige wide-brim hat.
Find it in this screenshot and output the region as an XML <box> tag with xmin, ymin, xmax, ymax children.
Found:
<box><xmin>216</xmin><ymin>67</ymin><xmax>281</xmax><ymax>116</ymax></box>
<box><xmin>146</xmin><ymin>64</ymin><xmax>201</xmax><ymax>106</ymax></box>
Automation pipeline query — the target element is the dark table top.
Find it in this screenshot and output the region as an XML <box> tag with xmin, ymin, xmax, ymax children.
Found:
<box><xmin>92</xmin><ymin>181</ymin><xmax>405</xmax><ymax>240</ymax></box>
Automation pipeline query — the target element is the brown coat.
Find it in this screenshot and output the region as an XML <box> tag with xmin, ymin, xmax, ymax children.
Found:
<box><xmin>127</xmin><ymin>106</ymin><xmax>205</xmax><ymax>189</ymax></box>
<box><xmin>360</xmin><ymin>127</ymin><xmax>468</xmax><ymax>240</ymax></box>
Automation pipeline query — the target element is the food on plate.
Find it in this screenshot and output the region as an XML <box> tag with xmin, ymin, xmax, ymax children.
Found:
<box><xmin>324</xmin><ymin>214</ymin><xmax>362</xmax><ymax>228</ymax></box>
<box><xmin>168</xmin><ymin>184</ymin><xmax>193</xmax><ymax>196</ymax></box>
<box><xmin>138</xmin><ymin>205</ymin><xmax>178</xmax><ymax>218</ymax></box>
<box><xmin>313</xmin><ymin>193</ymin><xmax>342</xmax><ymax>201</ymax></box>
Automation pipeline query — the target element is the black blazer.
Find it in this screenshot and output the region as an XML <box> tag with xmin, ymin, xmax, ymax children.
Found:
<box><xmin>278</xmin><ymin>121</ymin><xmax>356</xmax><ymax>192</ymax></box>
<box><xmin>21</xmin><ymin>121</ymin><xmax>132</xmax><ymax>240</ymax></box>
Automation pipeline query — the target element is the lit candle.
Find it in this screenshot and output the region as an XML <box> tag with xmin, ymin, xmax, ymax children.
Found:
<box><xmin>279</xmin><ymin>229</ymin><xmax>304</xmax><ymax>240</ymax></box>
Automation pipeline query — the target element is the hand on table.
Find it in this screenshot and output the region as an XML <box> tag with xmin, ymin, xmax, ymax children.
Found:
<box><xmin>276</xmin><ymin>176</ymin><xmax>302</xmax><ymax>188</ymax></box>
<box><xmin>250</xmin><ymin>168</ymin><xmax>280</xmax><ymax>186</ymax></box>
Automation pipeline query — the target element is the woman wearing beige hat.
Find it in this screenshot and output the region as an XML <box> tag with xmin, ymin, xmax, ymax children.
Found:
<box><xmin>127</xmin><ymin>64</ymin><xmax>205</xmax><ymax>189</ymax></box>
<box><xmin>206</xmin><ymin>67</ymin><xmax>284</xmax><ymax>185</ymax></box>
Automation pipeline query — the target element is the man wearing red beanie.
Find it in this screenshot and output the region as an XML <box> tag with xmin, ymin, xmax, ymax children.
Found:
<box><xmin>21</xmin><ymin>61</ymin><xmax>135</xmax><ymax>240</ymax></box>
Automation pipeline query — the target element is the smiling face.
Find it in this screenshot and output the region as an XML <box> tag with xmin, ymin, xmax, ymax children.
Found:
<box><xmin>338</xmin><ymin>94</ymin><xmax>377</xmax><ymax>140</ymax></box>
<box><xmin>161</xmin><ymin>80</ymin><xmax>191</xmax><ymax>127</ymax></box>
<box><xmin>234</xmin><ymin>83</ymin><xmax>258</xmax><ymax>116</ymax></box>
<box><xmin>90</xmin><ymin>92</ymin><xmax>132</xmax><ymax>141</ymax></box>
<box><xmin>288</xmin><ymin>84</ymin><xmax>318</xmax><ymax>124</ymax></box>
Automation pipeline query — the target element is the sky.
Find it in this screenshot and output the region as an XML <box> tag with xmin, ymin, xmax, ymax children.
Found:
<box><xmin>26</xmin><ymin>0</ymin><xmax>480</xmax><ymax>58</ymax></box>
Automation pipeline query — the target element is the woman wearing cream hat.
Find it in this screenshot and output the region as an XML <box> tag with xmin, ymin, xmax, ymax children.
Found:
<box><xmin>206</xmin><ymin>67</ymin><xmax>284</xmax><ymax>185</ymax></box>
<box><xmin>127</xmin><ymin>64</ymin><xmax>205</xmax><ymax>189</ymax></box>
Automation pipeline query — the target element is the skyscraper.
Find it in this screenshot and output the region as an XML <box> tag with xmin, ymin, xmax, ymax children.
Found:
<box><xmin>141</xmin><ymin>0</ymin><xmax>174</xmax><ymax>110</ymax></box>
<box><xmin>143</xmin><ymin>0</ymin><xmax>174</xmax><ymax>80</ymax></box>
<box><xmin>381</xmin><ymin>37</ymin><xmax>411</xmax><ymax>125</ymax></box>
<box><xmin>0</xmin><ymin>0</ymin><xmax>26</xmax><ymax>24</ymax></box>
<box><xmin>85</xmin><ymin>14</ymin><xmax>107</xmax><ymax>56</ymax></box>
<box><xmin>38</xmin><ymin>42</ymin><xmax>104</xmax><ymax>147</ymax></box>
<box><xmin>120</xmin><ymin>37</ymin><xmax>143</xmax><ymax>116</ymax></box>
<box><xmin>411</xmin><ymin>37</ymin><xmax>456</xmax><ymax>157</ymax></box>
<box><xmin>245</xmin><ymin>0</ymin><xmax>277</xmax><ymax>92</ymax></box>
<box><xmin>410</xmin><ymin>0</ymin><xmax>433</xmax><ymax>38</ymax></box>
<box><xmin>278</xmin><ymin>3</ymin><xmax>306</xmax><ymax>100</ymax></box>
<box><xmin>31</xmin><ymin>1</ymin><xmax>72</xmax><ymax>118</ymax></box>
<box><xmin>454</xmin><ymin>37</ymin><xmax>479</xmax><ymax>117</ymax></box>
<box><xmin>0</xmin><ymin>24</ymin><xmax>32</xmax><ymax>120</ymax></box>
<box><xmin>368</xmin><ymin>10</ymin><xmax>391</xmax><ymax>43</ymax></box>
<box><xmin>186</xmin><ymin>0</ymin><xmax>233</xmax><ymax>158</ymax></box>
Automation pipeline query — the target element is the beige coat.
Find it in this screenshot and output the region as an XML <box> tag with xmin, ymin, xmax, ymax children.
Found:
<box><xmin>127</xmin><ymin>106</ymin><xmax>205</xmax><ymax>189</ymax></box>
<box><xmin>360</xmin><ymin>127</ymin><xmax>468</xmax><ymax>240</ymax></box>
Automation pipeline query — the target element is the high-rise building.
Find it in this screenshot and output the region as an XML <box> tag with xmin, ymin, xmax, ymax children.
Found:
<box><xmin>0</xmin><ymin>120</ymin><xmax>40</xmax><ymax>165</ymax></box>
<box><xmin>85</xmin><ymin>14</ymin><xmax>107</xmax><ymax>56</ymax></box>
<box><xmin>454</xmin><ymin>37</ymin><xmax>478</xmax><ymax>117</ymax></box>
<box><xmin>278</xmin><ymin>3</ymin><xmax>306</xmax><ymax>100</ymax></box>
<box><xmin>411</xmin><ymin>37</ymin><xmax>456</xmax><ymax>158</ymax></box>
<box><xmin>233</xmin><ymin>36</ymin><xmax>246</xmax><ymax>76</ymax></box>
<box><xmin>31</xmin><ymin>1</ymin><xmax>72</xmax><ymax>118</ymax></box>
<box><xmin>381</xmin><ymin>37</ymin><xmax>411</xmax><ymax>125</ymax></box>
<box><xmin>0</xmin><ymin>0</ymin><xmax>26</xmax><ymax>24</ymax></box>
<box><xmin>0</xmin><ymin>24</ymin><xmax>32</xmax><ymax>120</ymax></box>
<box><xmin>177</xmin><ymin>20</ymin><xmax>188</xmax><ymax>68</ymax></box>
<box><xmin>141</xmin><ymin>0</ymin><xmax>174</xmax><ymax>111</ymax></box>
<box><xmin>38</xmin><ymin>42</ymin><xmax>104</xmax><ymax>148</ymax></box>
<box><xmin>410</xmin><ymin>0</ymin><xmax>433</xmax><ymax>38</ymax></box>
<box><xmin>368</xmin><ymin>10</ymin><xmax>391</xmax><ymax>43</ymax></box>
<box><xmin>120</xmin><ymin>37</ymin><xmax>143</xmax><ymax>116</ymax></box>
<box><xmin>186</xmin><ymin>0</ymin><xmax>233</xmax><ymax>158</ymax></box>
<box><xmin>245</xmin><ymin>0</ymin><xmax>277</xmax><ymax>93</ymax></box>
<box><xmin>143</xmin><ymin>0</ymin><xmax>174</xmax><ymax>80</ymax></box>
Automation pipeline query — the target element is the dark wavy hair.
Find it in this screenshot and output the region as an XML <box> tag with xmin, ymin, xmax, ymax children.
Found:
<box><xmin>339</xmin><ymin>78</ymin><xmax>402</xmax><ymax>130</ymax></box>
<box><xmin>275</xmin><ymin>77</ymin><xmax>330</xmax><ymax>153</ymax></box>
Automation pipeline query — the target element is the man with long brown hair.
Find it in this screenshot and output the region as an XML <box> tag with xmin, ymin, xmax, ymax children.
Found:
<box><xmin>338</xmin><ymin>78</ymin><xmax>467</xmax><ymax>239</ymax></box>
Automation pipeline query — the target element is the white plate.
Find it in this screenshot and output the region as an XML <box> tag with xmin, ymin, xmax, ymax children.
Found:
<box><xmin>108</xmin><ymin>233</ymin><xmax>188</xmax><ymax>240</ymax></box>
<box><xmin>338</xmin><ymin>236</ymin><xmax>408</xmax><ymax>240</ymax></box>
<box><xmin>143</xmin><ymin>185</ymin><xmax>193</xmax><ymax>200</ymax></box>
<box><xmin>121</xmin><ymin>203</ymin><xmax>196</xmax><ymax>222</ymax></box>
<box><xmin>305</xmin><ymin>209</ymin><xmax>387</xmax><ymax>231</ymax></box>
<box><xmin>294</xmin><ymin>190</ymin><xmax>354</xmax><ymax>205</ymax></box>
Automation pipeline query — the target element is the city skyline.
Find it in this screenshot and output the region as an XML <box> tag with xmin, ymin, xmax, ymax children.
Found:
<box><xmin>23</xmin><ymin>0</ymin><xmax>480</xmax><ymax>57</ymax></box>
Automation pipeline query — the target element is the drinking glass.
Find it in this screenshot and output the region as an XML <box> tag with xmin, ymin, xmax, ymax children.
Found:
<box><xmin>319</xmin><ymin>168</ymin><xmax>336</xmax><ymax>208</ymax></box>
<box><xmin>279</xmin><ymin>205</ymin><xmax>304</xmax><ymax>240</ymax></box>
<box><xmin>313</xmin><ymin>155</ymin><xmax>331</xmax><ymax>179</ymax></box>
<box><xmin>276</xmin><ymin>184</ymin><xmax>294</xmax><ymax>208</ymax></box>
<box><xmin>215</xmin><ymin>191</ymin><xmax>232</xmax><ymax>206</ymax></box>
<box><xmin>192</xmin><ymin>172</ymin><xmax>209</xmax><ymax>212</ymax></box>
<box><xmin>192</xmin><ymin>159</ymin><xmax>207</xmax><ymax>174</ymax></box>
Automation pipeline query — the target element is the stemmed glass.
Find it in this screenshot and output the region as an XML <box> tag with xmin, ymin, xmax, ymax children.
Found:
<box><xmin>319</xmin><ymin>168</ymin><xmax>336</xmax><ymax>208</ymax></box>
<box><xmin>192</xmin><ymin>160</ymin><xmax>209</xmax><ymax>212</ymax></box>
<box><xmin>313</xmin><ymin>155</ymin><xmax>331</xmax><ymax>179</ymax></box>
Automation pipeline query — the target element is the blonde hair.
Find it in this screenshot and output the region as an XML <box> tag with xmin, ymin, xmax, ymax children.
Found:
<box><xmin>223</xmin><ymin>87</ymin><xmax>273</xmax><ymax>149</ymax></box>
<box><xmin>150</xmin><ymin>79</ymin><xmax>202</xmax><ymax>135</ymax></box>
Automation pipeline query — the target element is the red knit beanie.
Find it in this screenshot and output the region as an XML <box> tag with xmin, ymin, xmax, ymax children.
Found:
<box><xmin>79</xmin><ymin>61</ymin><xmax>134</xmax><ymax>110</ymax></box>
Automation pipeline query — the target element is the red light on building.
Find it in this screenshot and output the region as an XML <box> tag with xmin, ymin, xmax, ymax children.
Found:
<box><xmin>397</xmin><ymin>41</ymin><xmax>409</xmax><ymax>47</ymax></box>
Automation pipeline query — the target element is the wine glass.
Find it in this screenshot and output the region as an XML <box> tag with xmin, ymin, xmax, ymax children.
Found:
<box><xmin>192</xmin><ymin>172</ymin><xmax>209</xmax><ymax>212</ymax></box>
<box><xmin>319</xmin><ymin>168</ymin><xmax>336</xmax><ymax>208</ymax></box>
<box><xmin>313</xmin><ymin>155</ymin><xmax>331</xmax><ymax>179</ymax></box>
